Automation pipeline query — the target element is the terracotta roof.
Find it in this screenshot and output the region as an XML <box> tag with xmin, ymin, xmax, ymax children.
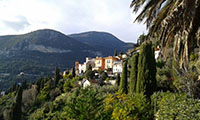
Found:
<box><xmin>96</xmin><ymin>57</ymin><xmax>104</xmax><ymax>60</ymax></box>
<box><xmin>104</xmin><ymin>56</ymin><xmax>118</xmax><ymax>61</ymax></box>
<box><xmin>154</xmin><ymin>48</ymin><xmax>160</xmax><ymax>51</ymax></box>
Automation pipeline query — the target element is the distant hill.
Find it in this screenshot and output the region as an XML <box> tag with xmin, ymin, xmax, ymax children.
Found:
<box><xmin>69</xmin><ymin>31</ymin><xmax>133</xmax><ymax>56</ymax></box>
<box><xmin>0</xmin><ymin>29</ymin><xmax>133</xmax><ymax>90</ymax></box>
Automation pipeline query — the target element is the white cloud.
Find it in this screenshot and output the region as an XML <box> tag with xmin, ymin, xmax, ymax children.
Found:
<box><xmin>0</xmin><ymin>0</ymin><xmax>146</xmax><ymax>43</ymax></box>
<box><xmin>2</xmin><ymin>16</ymin><xmax>30</xmax><ymax>31</ymax></box>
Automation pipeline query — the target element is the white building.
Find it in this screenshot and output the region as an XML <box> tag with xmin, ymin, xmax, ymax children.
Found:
<box><xmin>79</xmin><ymin>63</ymin><xmax>86</xmax><ymax>74</ymax></box>
<box><xmin>80</xmin><ymin>79</ymin><xmax>98</xmax><ymax>88</ymax></box>
<box><xmin>154</xmin><ymin>47</ymin><xmax>161</xmax><ymax>60</ymax></box>
<box><xmin>113</xmin><ymin>61</ymin><xmax>123</xmax><ymax>75</ymax></box>
<box><xmin>122</xmin><ymin>54</ymin><xmax>127</xmax><ymax>59</ymax></box>
<box><xmin>78</xmin><ymin>57</ymin><xmax>95</xmax><ymax>74</ymax></box>
<box><xmin>0</xmin><ymin>91</ymin><xmax>5</xmax><ymax>96</ymax></box>
<box><xmin>82</xmin><ymin>79</ymin><xmax>91</xmax><ymax>88</ymax></box>
<box><xmin>63</xmin><ymin>70</ymin><xmax>68</xmax><ymax>76</ymax></box>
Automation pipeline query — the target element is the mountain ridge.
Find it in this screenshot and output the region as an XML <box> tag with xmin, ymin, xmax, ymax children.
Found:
<box><xmin>0</xmin><ymin>29</ymin><xmax>133</xmax><ymax>90</ymax></box>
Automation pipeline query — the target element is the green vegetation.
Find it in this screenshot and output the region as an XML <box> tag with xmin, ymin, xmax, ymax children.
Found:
<box><xmin>136</xmin><ymin>42</ymin><xmax>157</xmax><ymax>96</ymax></box>
<box><xmin>129</xmin><ymin>53</ymin><xmax>139</xmax><ymax>94</ymax></box>
<box><xmin>9</xmin><ymin>86</ymin><xmax>23</xmax><ymax>120</ymax></box>
<box><xmin>104</xmin><ymin>91</ymin><xmax>153</xmax><ymax>120</ymax></box>
<box><xmin>114</xmin><ymin>49</ymin><xmax>117</xmax><ymax>56</ymax></box>
<box><xmin>65</xmin><ymin>87</ymin><xmax>104</xmax><ymax>120</ymax></box>
<box><xmin>0</xmin><ymin>29</ymin><xmax>132</xmax><ymax>91</ymax></box>
<box><xmin>152</xmin><ymin>92</ymin><xmax>200</xmax><ymax>120</ymax></box>
<box><xmin>0</xmin><ymin>0</ymin><xmax>200</xmax><ymax>119</ymax></box>
<box><xmin>84</xmin><ymin>70</ymin><xmax>94</xmax><ymax>80</ymax></box>
<box><xmin>116</xmin><ymin>73</ymin><xmax>120</xmax><ymax>86</ymax></box>
<box><xmin>119</xmin><ymin>60</ymin><xmax>128</xmax><ymax>94</ymax></box>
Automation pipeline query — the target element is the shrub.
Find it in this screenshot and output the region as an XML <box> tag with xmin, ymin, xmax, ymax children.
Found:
<box><xmin>63</xmin><ymin>79</ymin><xmax>73</xmax><ymax>92</ymax></box>
<box><xmin>65</xmin><ymin>87</ymin><xmax>104</xmax><ymax>120</ymax></box>
<box><xmin>36</xmin><ymin>85</ymin><xmax>50</xmax><ymax>104</ymax></box>
<box><xmin>190</xmin><ymin>53</ymin><xmax>199</xmax><ymax>61</ymax></box>
<box><xmin>104</xmin><ymin>91</ymin><xmax>153</xmax><ymax>120</ymax></box>
<box><xmin>152</xmin><ymin>92</ymin><xmax>200</xmax><ymax>120</ymax></box>
<box><xmin>84</xmin><ymin>70</ymin><xmax>94</xmax><ymax>80</ymax></box>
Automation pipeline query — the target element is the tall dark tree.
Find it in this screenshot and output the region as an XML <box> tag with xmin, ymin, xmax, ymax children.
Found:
<box><xmin>21</xmin><ymin>80</ymin><xmax>27</xmax><ymax>89</ymax></box>
<box><xmin>55</xmin><ymin>67</ymin><xmax>61</xmax><ymax>85</ymax></box>
<box><xmin>100</xmin><ymin>72</ymin><xmax>108</xmax><ymax>80</ymax></box>
<box><xmin>129</xmin><ymin>53</ymin><xmax>139</xmax><ymax>94</ymax></box>
<box><xmin>87</xmin><ymin>64</ymin><xmax>92</xmax><ymax>71</ymax></box>
<box><xmin>8</xmin><ymin>83</ymin><xmax>17</xmax><ymax>93</ymax></box>
<box><xmin>136</xmin><ymin>42</ymin><xmax>157</xmax><ymax>97</ymax></box>
<box><xmin>72</xmin><ymin>67</ymin><xmax>76</xmax><ymax>77</ymax></box>
<box><xmin>137</xmin><ymin>34</ymin><xmax>147</xmax><ymax>45</ymax></box>
<box><xmin>119</xmin><ymin>60</ymin><xmax>128</xmax><ymax>94</ymax></box>
<box><xmin>114</xmin><ymin>49</ymin><xmax>117</xmax><ymax>56</ymax></box>
<box><xmin>10</xmin><ymin>86</ymin><xmax>23</xmax><ymax>120</ymax></box>
<box><xmin>116</xmin><ymin>73</ymin><xmax>120</xmax><ymax>86</ymax></box>
<box><xmin>85</xmin><ymin>70</ymin><xmax>94</xmax><ymax>80</ymax></box>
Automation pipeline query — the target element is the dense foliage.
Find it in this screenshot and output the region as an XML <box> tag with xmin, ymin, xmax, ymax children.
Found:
<box><xmin>129</xmin><ymin>53</ymin><xmax>139</xmax><ymax>94</ymax></box>
<box><xmin>119</xmin><ymin>60</ymin><xmax>128</xmax><ymax>94</ymax></box>
<box><xmin>136</xmin><ymin>42</ymin><xmax>157</xmax><ymax>96</ymax></box>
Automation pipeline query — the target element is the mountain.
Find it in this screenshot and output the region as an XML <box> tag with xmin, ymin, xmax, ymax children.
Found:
<box><xmin>0</xmin><ymin>29</ymin><xmax>132</xmax><ymax>90</ymax></box>
<box><xmin>69</xmin><ymin>31</ymin><xmax>133</xmax><ymax>56</ymax></box>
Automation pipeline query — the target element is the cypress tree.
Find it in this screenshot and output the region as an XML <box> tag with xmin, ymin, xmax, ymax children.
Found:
<box><xmin>9</xmin><ymin>83</ymin><xmax>17</xmax><ymax>93</ymax></box>
<box><xmin>72</xmin><ymin>67</ymin><xmax>76</xmax><ymax>77</ymax></box>
<box><xmin>21</xmin><ymin>80</ymin><xmax>27</xmax><ymax>89</ymax></box>
<box><xmin>116</xmin><ymin>73</ymin><xmax>120</xmax><ymax>86</ymax></box>
<box><xmin>136</xmin><ymin>42</ymin><xmax>157</xmax><ymax>97</ymax></box>
<box><xmin>40</xmin><ymin>79</ymin><xmax>45</xmax><ymax>90</ymax></box>
<box><xmin>129</xmin><ymin>53</ymin><xmax>139</xmax><ymax>94</ymax></box>
<box><xmin>114</xmin><ymin>49</ymin><xmax>117</xmax><ymax>56</ymax></box>
<box><xmin>55</xmin><ymin>67</ymin><xmax>61</xmax><ymax>85</ymax></box>
<box><xmin>119</xmin><ymin>60</ymin><xmax>128</xmax><ymax>94</ymax></box>
<box><xmin>87</xmin><ymin>64</ymin><xmax>92</xmax><ymax>71</ymax></box>
<box><xmin>10</xmin><ymin>86</ymin><xmax>23</xmax><ymax>120</ymax></box>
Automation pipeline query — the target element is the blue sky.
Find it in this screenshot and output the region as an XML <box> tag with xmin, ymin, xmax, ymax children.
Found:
<box><xmin>0</xmin><ymin>0</ymin><xmax>146</xmax><ymax>43</ymax></box>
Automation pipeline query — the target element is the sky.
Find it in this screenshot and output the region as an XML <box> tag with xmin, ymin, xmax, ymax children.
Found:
<box><xmin>0</xmin><ymin>0</ymin><xmax>146</xmax><ymax>43</ymax></box>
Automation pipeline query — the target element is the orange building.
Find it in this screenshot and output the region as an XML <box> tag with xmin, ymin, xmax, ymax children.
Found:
<box><xmin>75</xmin><ymin>61</ymin><xmax>79</xmax><ymax>75</ymax></box>
<box><xmin>104</xmin><ymin>56</ymin><xmax>118</xmax><ymax>69</ymax></box>
<box><xmin>94</xmin><ymin>57</ymin><xmax>105</xmax><ymax>70</ymax></box>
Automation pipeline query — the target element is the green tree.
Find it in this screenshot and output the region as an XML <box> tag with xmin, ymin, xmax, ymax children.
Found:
<box><xmin>36</xmin><ymin>84</ymin><xmax>50</xmax><ymax>103</ymax></box>
<box><xmin>129</xmin><ymin>53</ymin><xmax>139</xmax><ymax>94</ymax></box>
<box><xmin>136</xmin><ymin>42</ymin><xmax>157</xmax><ymax>97</ymax></box>
<box><xmin>119</xmin><ymin>60</ymin><xmax>128</xmax><ymax>94</ymax></box>
<box><xmin>72</xmin><ymin>67</ymin><xmax>76</xmax><ymax>77</ymax></box>
<box><xmin>100</xmin><ymin>72</ymin><xmax>108</xmax><ymax>80</ymax></box>
<box><xmin>10</xmin><ymin>86</ymin><xmax>23</xmax><ymax>120</ymax></box>
<box><xmin>9</xmin><ymin>83</ymin><xmax>17</xmax><ymax>93</ymax></box>
<box><xmin>137</xmin><ymin>33</ymin><xmax>147</xmax><ymax>45</ymax></box>
<box><xmin>152</xmin><ymin>92</ymin><xmax>200</xmax><ymax>120</ymax></box>
<box><xmin>104</xmin><ymin>91</ymin><xmax>153</xmax><ymax>120</ymax></box>
<box><xmin>87</xmin><ymin>64</ymin><xmax>92</xmax><ymax>71</ymax></box>
<box><xmin>21</xmin><ymin>80</ymin><xmax>27</xmax><ymax>89</ymax></box>
<box><xmin>55</xmin><ymin>67</ymin><xmax>61</xmax><ymax>86</ymax></box>
<box><xmin>66</xmin><ymin>87</ymin><xmax>104</xmax><ymax>120</ymax></box>
<box><xmin>130</xmin><ymin>0</ymin><xmax>200</xmax><ymax>70</ymax></box>
<box><xmin>63</xmin><ymin>79</ymin><xmax>73</xmax><ymax>92</ymax></box>
<box><xmin>116</xmin><ymin>73</ymin><xmax>120</xmax><ymax>86</ymax></box>
<box><xmin>114</xmin><ymin>49</ymin><xmax>117</xmax><ymax>56</ymax></box>
<box><xmin>85</xmin><ymin>70</ymin><xmax>94</xmax><ymax>80</ymax></box>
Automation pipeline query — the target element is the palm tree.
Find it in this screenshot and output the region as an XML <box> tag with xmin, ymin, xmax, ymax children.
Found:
<box><xmin>130</xmin><ymin>0</ymin><xmax>200</xmax><ymax>71</ymax></box>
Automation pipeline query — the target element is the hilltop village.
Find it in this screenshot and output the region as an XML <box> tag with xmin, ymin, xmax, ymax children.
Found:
<box><xmin>68</xmin><ymin>47</ymin><xmax>160</xmax><ymax>88</ymax></box>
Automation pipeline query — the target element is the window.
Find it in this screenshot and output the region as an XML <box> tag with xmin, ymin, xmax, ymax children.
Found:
<box><xmin>107</xmin><ymin>59</ymin><xmax>110</xmax><ymax>63</ymax></box>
